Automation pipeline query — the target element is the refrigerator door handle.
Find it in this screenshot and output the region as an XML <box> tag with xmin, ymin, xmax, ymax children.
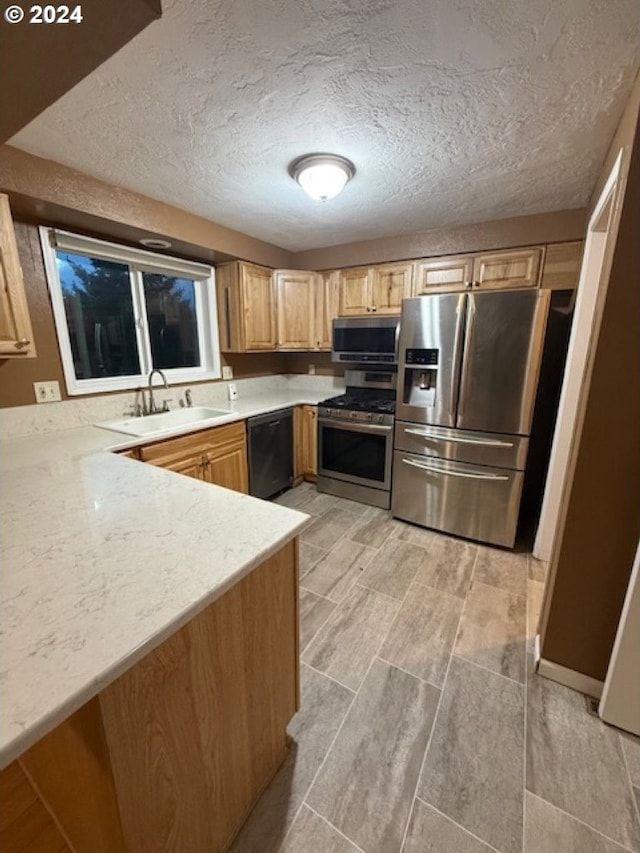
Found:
<box><xmin>449</xmin><ymin>294</ymin><xmax>466</xmax><ymax>423</ymax></box>
<box><xmin>457</xmin><ymin>294</ymin><xmax>476</xmax><ymax>423</ymax></box>
<box><xmin>401</xmin><ymin>457</ymin><xmax>510</xmax><ymax>481</ymax></box>
<box><xmin>403</xmin><ymin>428</ymin><xmax>514</xmax><ymax>448</ymax></box>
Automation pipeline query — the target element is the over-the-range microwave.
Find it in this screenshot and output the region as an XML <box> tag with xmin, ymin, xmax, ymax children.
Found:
<box><xmin>331</xmin><ymin>316</ymin><xmax>400</xmax><ymax>365</ymax></box>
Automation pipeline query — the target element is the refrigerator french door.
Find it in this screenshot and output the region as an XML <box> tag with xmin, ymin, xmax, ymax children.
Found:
<box><xmin>392</xmin><ymin>289</ymin><xmax>550</xmax><ymax>547</ymax></box>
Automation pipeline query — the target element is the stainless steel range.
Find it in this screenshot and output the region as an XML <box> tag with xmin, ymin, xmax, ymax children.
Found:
<box><xmin>317</xmin><ymin>369</ymin><xmax>396</xmax><ymax>509</ymax></box>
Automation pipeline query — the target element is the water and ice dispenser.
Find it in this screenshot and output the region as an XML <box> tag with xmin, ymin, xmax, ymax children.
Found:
<box><xmin>402</xmin><ymin>348</ymin><xmax>439</xmax><ymax>408</ymax></box>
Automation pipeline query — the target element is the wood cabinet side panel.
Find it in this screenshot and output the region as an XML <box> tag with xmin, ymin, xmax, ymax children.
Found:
<box><xmin>301</xmin><ymin>405</ymin><xmax>317</xmax><ymax>479</ymax></box>
<box><xmin>215</xmin><ymin>262</ymin><xmax>243</xmax><ymax>352</ymax></box>
<box><xmin>0</xmin><ymin>194</ymin><xmax>36</xmax><ymax>357</ymax></box>
<box><xmin>99</xmin><ymin>627</ymin><xmax>215</xmax><ymax>853</ymax></box>
<box><xmin>540</xmin><ymin>241</ymin><xmax>583</xmax><ymax>290</ymax></box>
<box><xmin>19</xmin><ymin>698</ymin><xmax>125</xmax><ymax>853</ymax></box>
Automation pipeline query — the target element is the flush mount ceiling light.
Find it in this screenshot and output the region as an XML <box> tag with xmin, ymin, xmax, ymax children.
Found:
<box><xmin>289</xmin><ymin>154</ymin><xmax>355</xmax><ymax>201</ymax></box>
<box><xmin>140</xmin><ymin>237</ymin><xmax>172</xmax><ymax>249</ymax></box>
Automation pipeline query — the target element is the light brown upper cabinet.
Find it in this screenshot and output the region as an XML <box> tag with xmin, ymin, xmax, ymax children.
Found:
<box><xmin>413</xmin><ymin>255</ymin><xmax>475</xmax><ymax>295</ymax></box>
<box><xmin>314</xmin><ymin>271</ymin><xmax>340</xmax><ymax>350</ymax></box>
<box><xmin>216</xmin><ymin>261</ymin><xmax>276</xmax><ymax>352</ymax></box>
<box><xmin>540</xmin><ymin>241</ymin><xmax>583</xmax><ymax>290</ymax></box>
<box><xmin>413</xmin><ymin>246</ymin><xmax>544</xmax><ymax>295</ymax></box>
<box><xmin>339</xmin><ymin>262</ymin><xmax>413</xmax><ymax>316</ymax></box>
<box><xmin>274</xmin><ymin>270</ymin><xmax>316</xmax><ymax>350</ymax></box>
<box><xmin>0</xmin><ymin>194</ymin><xmax>36</xmax><ymax>357</ymax></box>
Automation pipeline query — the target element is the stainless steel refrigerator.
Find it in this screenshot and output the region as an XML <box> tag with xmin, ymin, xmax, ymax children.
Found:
<box><xmin>392</xmin><ymin>289</ymin><xmax>550</xmax><ymax>548</ymax></box>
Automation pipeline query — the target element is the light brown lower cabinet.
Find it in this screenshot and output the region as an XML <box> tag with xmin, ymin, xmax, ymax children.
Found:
<box><xmin>139</xmin><ymin>421</ymin><xmax>249</xmax><ymax>494</ymax></box>
<box><xmin>2</xmin><ymin>540</ymin><xmax>299</xmax><ymax>853</ymax></box>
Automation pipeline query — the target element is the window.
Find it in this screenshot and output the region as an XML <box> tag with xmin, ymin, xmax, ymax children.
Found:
<box><xmin>41</xmin><ymin>228</ymin><xmax>221</xmax><ymax>394</ymax></box>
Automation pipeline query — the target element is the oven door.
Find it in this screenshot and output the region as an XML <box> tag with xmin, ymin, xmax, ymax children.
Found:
<box><xmin>318</xmin><ymin>417</ymin><xmax>393</xmax><ymax>491</ymax></box>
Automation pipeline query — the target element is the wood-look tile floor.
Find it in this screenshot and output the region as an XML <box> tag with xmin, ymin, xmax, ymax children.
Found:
<box><xmin>232</xmin><ymin>483</ymin><xmax>640</xmax><ymax>853</ymax></box>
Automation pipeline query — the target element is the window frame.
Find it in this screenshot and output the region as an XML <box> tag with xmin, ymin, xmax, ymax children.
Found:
<box><xmin>40</xmin><ymin>227</ymin><xmax>221</xmax><ymax>395</ymax></box>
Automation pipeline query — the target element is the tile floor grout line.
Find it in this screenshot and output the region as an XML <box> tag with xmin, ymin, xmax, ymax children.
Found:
<box><xmin>399</xmin><ymin>546</ymin><xmax>481</xmax><ymax>852</ymax></box>
<box><xmin>472</xmin><ymin>577</ymin><xmax>528</xmax><ymax>602</ymax></box>
<box><xmin>286</xmin><ymin>624</ymin><xmax>392</xmax><ymax>850</ymax></box>
<box><xmin>524</xmin><ymin>791</ymin><xmax>637</xmax><ymax>853</ymax></box>
<box><xmin>300</xmin><ymin>660</ymin><xmax>357</xmax><ymax>695</ymax></box>
<box><xmin>375</xmin><ymin>654</ymin><xmax>444</xmax><ymax>692</ymax></box>
<box><xmin>452</xmin><ymin>652</ymin><xmax>526</xmax><ymax>688</ymax></box>
<box><xmin>413</xmin><ymin>796</ymin><xmax>504</xmax><ymax>853</ymax></box>
<box><xmin>408</xmin><ymin>576</ymin><xmax>467</xmax><ymax>602</ymax></box>
<box><xmin>352</xmin><ymin>580</ymin><xmax>405</xmax><ymax>604</ymax></box>
<box><xmin>619</xmin><ymin>736</ymin><xmax>640</xmax><ymax>831</ymax></box>
<box><xmin>295</xmin><ymin>584</ymin><xmax>415</xmax><ymax>853</ymax></box>
<box><xmin>298</xmin><ymin>584</ymin><xmax>336</xmax><ymax>605</ymax></box>
<box><xmin>303</xmin><ymin>803</ymin><xmax>367</xmax><ymax>853</ymax></box>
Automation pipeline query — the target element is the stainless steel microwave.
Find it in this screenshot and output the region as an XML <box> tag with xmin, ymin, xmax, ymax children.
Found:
<box><xmin>331</xmin><ymin>317</ymin><xmax>400</xmax><ymax>365</ymax></box>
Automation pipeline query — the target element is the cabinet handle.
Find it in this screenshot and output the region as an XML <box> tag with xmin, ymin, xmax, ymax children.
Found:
<box><xmin>371</xmin><ymin>306</ymin><xmax>377</xmax><ymax>312</ymax></box>
<box><xmin>14</xmin><ymin>338</ymin><xmax>30</xmax><ymax>349</ymax></box>
<box><xmin>465</xmin><ymin>281</ymin><xmax>473</xmax><ymax>289</ymax></box>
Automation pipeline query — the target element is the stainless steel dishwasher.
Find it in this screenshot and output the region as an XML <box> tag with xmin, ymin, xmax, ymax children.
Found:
<box><xmin>247</xmin><ymin>408</ymin><xmax>294</xmax><ymax>499</ymax></box>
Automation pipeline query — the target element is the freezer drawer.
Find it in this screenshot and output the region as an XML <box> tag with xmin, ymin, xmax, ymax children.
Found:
<box><xmin>394</xmin><ymin>421</ymin><xmax>529</xmax><ymax>470</ymax></box>
<box><xmin>391</xmin><ymin>450</ymin><xmax>524</xmax><ymax>548</ymax></box>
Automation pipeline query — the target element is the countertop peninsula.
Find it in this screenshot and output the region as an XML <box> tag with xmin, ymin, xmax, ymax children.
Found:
<box><xmin>0</xmin><ymin>389</ymin><xmax>325</xmax><ymax>770</ymax></box>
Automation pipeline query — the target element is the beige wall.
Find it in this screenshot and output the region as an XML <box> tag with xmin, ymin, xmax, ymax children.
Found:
<box><xmin>293</xmin><ymin>208</ymin><xmax>586</xmax><ymax>270</ymax></box>
<box><xmin>539</xmin><ymin>72</ymin><xmax>640</xmax><ymax>681</ymax></box>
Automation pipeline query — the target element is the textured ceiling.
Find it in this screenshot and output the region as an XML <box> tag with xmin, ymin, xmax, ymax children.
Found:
<box><xmin>10</xmin><ymin>0</ymin><xmax>640</xmax><ymax>251</ymax></box>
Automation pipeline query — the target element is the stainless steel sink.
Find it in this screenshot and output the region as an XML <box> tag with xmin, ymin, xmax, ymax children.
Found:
<box><xmin>98</xmin><ymin>406</ymin><xmax>233</xmax><ymax>438</ymax></box>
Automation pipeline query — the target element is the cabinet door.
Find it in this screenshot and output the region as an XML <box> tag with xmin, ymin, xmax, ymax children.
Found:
<box><xmin>205</xmin><ymin>443</ymin><xmax>249</xmax><ymax>493</ymax></box>
<box><xmin>241</xmin><ymin>263</ymin><xmax>276</xmax><ymax>349</ymax></box>
<box><xmin>314</xmin><ymin>271</ymin><xmax>339</xmax><ymax>350</ymax></box>
<box><xmin>370</xmin><ymin>263</ymin><xmax>413</xmax><ymax>314</ymax></box>
<box><xmin>0</xmin><ymin>195</ymin><xmax>36</xmax><ymax>357</ymax></box>
<box><xmin>473</xmin><ymin>247</ymin><xmax>543</xmax><ymax>290</ymax></box>
<box><xmin>301</xmin><ymin>406</ymin><xmax>317</xmax><ymax>479</ymax></box>
<box><xmin>338</xmin><ymin>267</ymin><xmax>371</xmax><ymax>315</ymax></box>
<box><xmin>413</xmin><ymin>256</ymin><xmax>473</xmax><ymax>295</ymax></box>
<box><xmin>204</xmin><ymin>421</ymin><xmax>249</xmax><ymax>493</ymax></box>
<box><xmin>274</xmin><ymin>270</ymin><xmax>315</xmax><ymax>350</ymax></box>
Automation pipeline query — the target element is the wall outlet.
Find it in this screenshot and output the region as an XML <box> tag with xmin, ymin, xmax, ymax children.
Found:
<box><xmin>222</xmin><ymin>365</ymin><xmax>233</xmax><ymax>380</ymax></box>
<box><xmin>227</xmin><ymin>383</ymin><xmax>238</xmax><ymax>401</ymax></box>
<box><xmin>33</xmin><ymin>381</ymin><xmax>62</xmax><ymax>403</ymax></box>
<box><xmin>308</xmin><ymin>363</ymin><xmax>316</xmax><ymax>375</ymax></box>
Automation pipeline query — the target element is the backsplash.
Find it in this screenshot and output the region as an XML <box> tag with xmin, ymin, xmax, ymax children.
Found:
<box><xmin>0</xmin><ymin>374</ymin><xmax>344</xmax><ymax>440</ymax></box>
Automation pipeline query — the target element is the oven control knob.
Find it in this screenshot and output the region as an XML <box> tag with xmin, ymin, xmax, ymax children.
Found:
<box><xmin>375</xmin><ymin>414</ymin><xmax>384</xmax><ymax>423</ymax></box>
<box><xmin>350</xmin><ymin>411</ymin><xmax>358</xmax><ymax>419</ymax></box>
<box><xmin>364</xmin><ymin>412</ymin><xmax>372</xmax><ymax>422</ymax></box>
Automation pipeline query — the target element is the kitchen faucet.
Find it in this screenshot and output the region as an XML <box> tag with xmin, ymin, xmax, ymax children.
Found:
<box><xmin>147</xmin><ymin>369</ymin><xmax>169</xmax><ymax>414</ymax></box>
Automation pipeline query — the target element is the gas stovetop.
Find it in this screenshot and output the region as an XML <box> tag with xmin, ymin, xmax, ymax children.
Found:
<box><xmin>318</xmin><ymin>390</ymin><xmax>396</xmax><ymax>425</ymax></box>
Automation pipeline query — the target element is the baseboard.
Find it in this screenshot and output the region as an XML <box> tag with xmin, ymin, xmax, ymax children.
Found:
<box><xmin>533</xmin><ymin>637</ymin><xmax>604</xmax><ymax>699</ymax></box>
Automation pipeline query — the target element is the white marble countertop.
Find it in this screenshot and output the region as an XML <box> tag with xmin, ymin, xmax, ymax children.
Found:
<box><xmin>0</xmin><ymin>390</ymin><xmax>326</xmax><ymax>769</ymax></box>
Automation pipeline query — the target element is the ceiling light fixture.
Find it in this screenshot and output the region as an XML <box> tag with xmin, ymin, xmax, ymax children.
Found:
<box><xmin>289</xmin><ymin>153</ymin><xmax>355</xmax><ymax>201</ymax></box>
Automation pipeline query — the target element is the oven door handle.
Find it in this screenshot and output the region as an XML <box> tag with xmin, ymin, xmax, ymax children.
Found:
<box><xmin>318</xmin><ymin>417</ymin><xmax>393</xmax><ymax>434</ymax></box>
<box><xmin>403</xmin><ymin>428</ymin><xmax>514</xmax><ymax>448</ymax></box>
<box><xmin>401</xmin><ymin>458</ymin><xmax>509</xmax><ymax>481</ymax></box>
